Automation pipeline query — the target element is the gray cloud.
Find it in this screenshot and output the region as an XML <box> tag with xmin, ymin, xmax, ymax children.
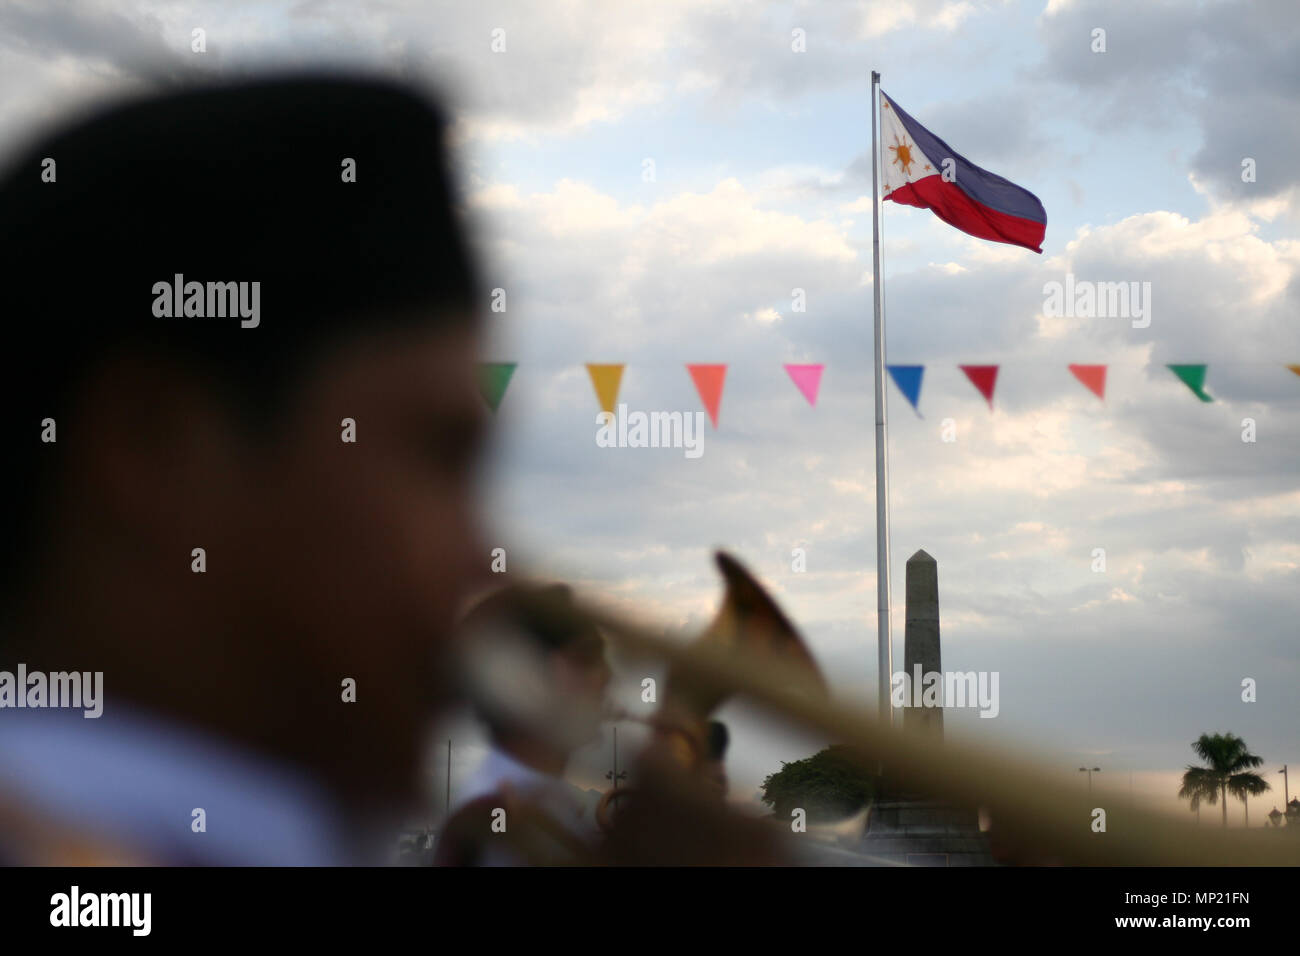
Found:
<box><xmin>1034</xmin><ymin>0</ymin><xmax>1300</xmax><ymax>201</ymax></box>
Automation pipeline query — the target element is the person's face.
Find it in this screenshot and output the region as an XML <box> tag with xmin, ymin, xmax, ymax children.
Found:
<box><xmin>551</xmin><ymin>645</ymin><xmax>612</xmax><ymax>747</ymax></box>
<box><xmin>229</xmin><ymin>320</ymin><xmax>487</xmax><ymax>797</ymax></box>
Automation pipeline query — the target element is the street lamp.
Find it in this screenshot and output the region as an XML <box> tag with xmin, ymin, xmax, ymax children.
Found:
<box><xmin>1079</xmin><ymin>766</ymin><xmax>1101</xmax><ymax>795</ymax></box>
<box><xmin>1279</xmin><ymin>765</ymin><xmax>1289</xmax><ymax>807</ymax></box>
<box><xmin>605</xmin><ymin>726</ymin><xmax>628</xmax><ymax>791</ymax></box>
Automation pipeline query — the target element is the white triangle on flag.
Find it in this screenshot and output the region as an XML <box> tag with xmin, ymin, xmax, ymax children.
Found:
<box><xmin>879</xmin><ymin>93</ymin><xmax>942</xmax><ymax>198</ymax></box>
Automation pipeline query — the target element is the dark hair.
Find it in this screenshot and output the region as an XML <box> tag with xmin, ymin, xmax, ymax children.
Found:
<box><xmin>461</xmin><ymin>584</ymin><xmax>605</xmax><ymax>660</ymax></box>
<box><xmin>0</xmin><ymin>74</ymin><xmax>482</xmax><ymax>598</ymax></box>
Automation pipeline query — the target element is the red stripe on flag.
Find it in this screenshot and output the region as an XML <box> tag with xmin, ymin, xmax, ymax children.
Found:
<box><xmin>887</xmin><ymin>176</ymin><xmax>1044</xmax><ymax>253</ymax></box>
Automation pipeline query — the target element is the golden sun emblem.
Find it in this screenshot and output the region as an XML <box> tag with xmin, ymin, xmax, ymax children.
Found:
<box><xmin>889</xmin><ymin>135</ymin><xmax>917</xmax><ymax>177</ymax></box>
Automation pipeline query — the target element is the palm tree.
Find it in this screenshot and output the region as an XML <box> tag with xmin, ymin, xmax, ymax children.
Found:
<box><xmin>1179</xmin><ymin>733</ymin><xmax>1269</xmax><ymax>827</ymax></box>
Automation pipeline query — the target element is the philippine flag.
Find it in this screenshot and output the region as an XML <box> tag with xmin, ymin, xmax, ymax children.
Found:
<box><xmin>880</xmin><ymin>92</ymin><xmax>1046</xmax><ymax>253</ymax></box>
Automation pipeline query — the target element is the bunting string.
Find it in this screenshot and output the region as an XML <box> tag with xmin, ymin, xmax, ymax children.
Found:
<box><xmin>475</xmin><ymin>362</ymin><xmax>1299</xmax><ymax>417</ymax></box>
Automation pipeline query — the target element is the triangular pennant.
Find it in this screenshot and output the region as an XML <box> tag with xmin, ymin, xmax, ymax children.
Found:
<box><xmin>478</xmin><ymin>362</ymin><xmax>516</xmax><ymax>412</ymax></box>
<box><xmin>1167</xmin><ymin>364</ymin><xmax>1213</xmax><ymax>402</ymax></box>
<box><xmin>1287</xmin><ymin>364</ymin><xmax>1300</xmax><ymax>379</ymax></box>
<box><xmin>886</xmin><ymin>364</ymin><xmax>924</xmax><ymax>415</ymax></box>
<box><xmin>585</xmin><ymin>363</ymin><xmax>625</xmax><ymax>415</ymax></box>
<box><xmin>686</xmin><ymin>364</ymin><xmax>727</xmax><ymax>427</ymax></box>
<box><xmin>1068</xmin><ymin>364</ymin><xmax>1107</xmax><ymax>400</ymax></box>
<box><xmin>783</xmin><ymin>364</ymin><xmax>824</xmax><ymax>407</ymax></box>
<box><xmin>959</xmin><ymin>365</ymin><xmax>999</xmax><ymax>409</ymax></box>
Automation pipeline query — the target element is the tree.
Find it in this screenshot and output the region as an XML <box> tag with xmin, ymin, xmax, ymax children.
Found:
<box><xmin>1178</xmin><ymin>733</ymin><xmax>1269</xmax><ymax>828</ymax></box>
<box><xmin>760</xmin><ymin>745</ymin><xmax>876</xmax><ymax>822</ymax></box>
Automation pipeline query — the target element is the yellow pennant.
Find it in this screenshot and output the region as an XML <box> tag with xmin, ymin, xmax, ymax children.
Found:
<box><xmin>586</xmin><ymin>364</ymin><xmax>625</xmax><ymax>415</ymax></box>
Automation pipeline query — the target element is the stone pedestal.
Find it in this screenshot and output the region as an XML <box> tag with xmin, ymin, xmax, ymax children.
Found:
<box><xmin>861</xmin><ymin>798</ymin><xmax>995</xmax><ymax>866</ymax></box>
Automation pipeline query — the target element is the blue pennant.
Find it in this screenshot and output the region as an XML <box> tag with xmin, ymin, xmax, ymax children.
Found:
<box><xmin>887</xmin><ymin>364</ymin><xmax>924</xmax><ymax>416</ymax></box>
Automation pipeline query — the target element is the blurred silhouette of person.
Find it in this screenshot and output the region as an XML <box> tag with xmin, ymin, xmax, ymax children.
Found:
<box><xmin>0</xmin><ymin>75</ymin><xmax>487</xmax><ymax>864</ymax></box>
<box><xmin>703</xmin><ymin>720</ymin><xmax>729</xmax><ymax>800</ymax></box>
<box><xmin>435</xmin><ymin>584</ymin><xmax>611</xmax><ymax>865</ymax></box>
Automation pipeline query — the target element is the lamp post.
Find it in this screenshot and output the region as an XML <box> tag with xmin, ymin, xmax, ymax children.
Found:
<box><xmin>605</xmin><ymin>726</ymin><xmax>627</xmax><ymax>791</ymax></box>
<box><xmin>1079</xmin><ymin>766</ymin><xmax>1100</xmax><ymax>795</ymax></box>
<box><xmin>1280</xmin><ymin>765</ymin><xmax>1289</xmax><ymax>807</ymax></box>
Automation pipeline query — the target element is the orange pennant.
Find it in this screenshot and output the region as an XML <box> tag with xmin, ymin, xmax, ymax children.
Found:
<box><xmin>585</xmin><ymin>364</ymin><xmax>625</xmax><ymax>415</ymax></box>
<box><xmin>1068</xmin><ymin>364</ymin><xmax>1107</xmax><ymax>400</ymax></box>
<box><xmin>1288</xmin><ymin>364</ymin><xmax>1300</xmax><ymax>379</ymax></box>
<box><xmin>686</xmin><ymin>364</ymin><xmax>727</xmax><ymax>427</ymax></box>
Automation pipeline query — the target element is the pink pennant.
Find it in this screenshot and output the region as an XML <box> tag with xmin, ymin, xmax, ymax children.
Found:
<box><xmin>783</xmin><ymin>364</ymin><xmax>824</xmax><ymax>407</ymax></box>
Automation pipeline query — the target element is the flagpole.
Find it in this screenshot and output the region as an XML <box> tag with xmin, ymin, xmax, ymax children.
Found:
<box><xmin>870</xmin><ymin>70</ymin><xmax>893</xmax><ymax>727</ymax></box>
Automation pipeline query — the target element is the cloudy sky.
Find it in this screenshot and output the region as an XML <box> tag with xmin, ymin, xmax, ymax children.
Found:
<box><xmin>4</xmin><ymin>0</ymin><xmax>1297</xmax><ymax>823</ymax></box>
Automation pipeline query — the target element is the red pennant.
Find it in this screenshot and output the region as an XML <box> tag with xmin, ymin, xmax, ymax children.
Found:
<box><xmin>959</xmin><ymin>365</ymin><xmax>999</xmax><ymax>409</ymax></box>
<box><xmin>686</xmin><ymin>364</ymin><xmax>727</xmax><ymax>427</ymax></box>
<box><xmin>1068</xmin><ymin>364</ymin><xmax>1107</xmax><ymax>400</ymax></box>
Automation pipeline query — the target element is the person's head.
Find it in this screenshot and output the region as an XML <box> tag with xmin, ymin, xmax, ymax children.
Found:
<box><xmin>0</xmin><ymin>74</ymin><xmax>487</xmax><ymax>812</ymax></box>
<box><xmin>460</xmin><ymin>583</ymin><xmax>612</xmax><ymax>764</ymax></box>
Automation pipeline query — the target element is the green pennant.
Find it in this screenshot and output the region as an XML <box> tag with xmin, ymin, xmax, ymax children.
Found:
<box><xmin>1166</xmin><ymin>364</ymin><xmax>1213</xmax><ymax>402</ymax></box>
<box><xmin>478</xmin><ymin>362</ymin><xmax>516</xmax><ymax>412</ymax></box>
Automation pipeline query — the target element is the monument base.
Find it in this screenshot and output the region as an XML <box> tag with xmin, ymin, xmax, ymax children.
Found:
<box><xmin>861</xmin><ymin>794</ymin><xmax>997</xmax><ymax>866</ymax></box>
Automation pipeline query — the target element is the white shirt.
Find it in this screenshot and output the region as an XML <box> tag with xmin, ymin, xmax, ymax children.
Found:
<box><xmin>0</xmin><ymin>705</ymin><xmax>354</xmax><ymax>865</ymax></box>
<box><xmin>450</xmin><ymin>745</ymin><xmax>599</xmax><ymax>864</ymax></box>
